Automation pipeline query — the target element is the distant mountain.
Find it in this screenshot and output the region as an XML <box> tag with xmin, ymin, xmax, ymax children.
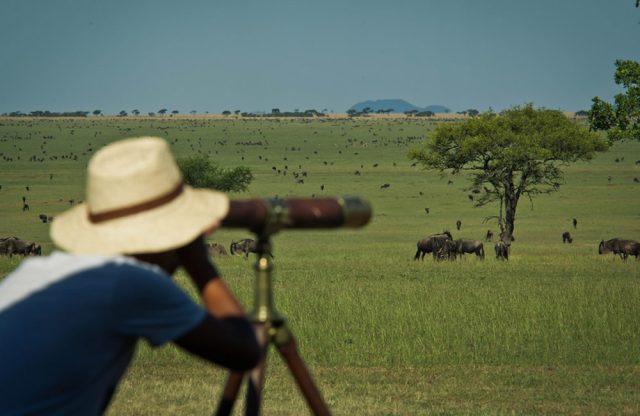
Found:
<box><xmin>349</xmin><ymin>99</ymin><xmax>450</xmax><ymax>114</ymax></box>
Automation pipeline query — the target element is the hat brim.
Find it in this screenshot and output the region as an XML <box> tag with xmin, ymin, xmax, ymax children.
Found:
<box><xmin>51</xmin><ymin>186</ymin><xmax>229</xmax><ymax>255</ymax></box>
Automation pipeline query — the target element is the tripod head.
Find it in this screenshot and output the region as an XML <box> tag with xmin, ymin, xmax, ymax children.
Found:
<box><xmin>221</xmin><ymin>196</ymin><xmax>371</xmax><ymax>236</ymax></box>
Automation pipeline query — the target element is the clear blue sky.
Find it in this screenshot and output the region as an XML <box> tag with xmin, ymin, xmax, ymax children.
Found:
<box><xmin>1</xmin><ymin>0</ymin><xmax>638</xmax><ymax>115</ymax></box>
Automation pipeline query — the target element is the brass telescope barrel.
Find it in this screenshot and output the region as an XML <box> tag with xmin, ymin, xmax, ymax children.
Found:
<box><xmin>221</xmin><ymin>196</ymin><xmax>372</xmax><ymax>234</ymax></box>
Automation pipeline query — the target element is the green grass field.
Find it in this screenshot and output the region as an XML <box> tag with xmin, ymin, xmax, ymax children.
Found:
<box><xmin>1</xmin><ymin>117</ymin><xmax>639</xmax><ymax>415</ymax></box>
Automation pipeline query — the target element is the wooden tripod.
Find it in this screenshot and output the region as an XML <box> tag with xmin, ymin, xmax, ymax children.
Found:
<box><xmin>215</xmin><ymin>235</ymin><xmax>331</xmax><ymax>416</ymax></box>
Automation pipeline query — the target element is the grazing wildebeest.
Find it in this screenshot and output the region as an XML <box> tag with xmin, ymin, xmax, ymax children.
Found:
<box><xmin>0</xmin><ymin>237</ymin><xmax>41</xmax><ymax>257</ymax></box>
<box><xmin>573</xmin><ymin>218</ymin><xmax>577</xmax><ymax>229</ymax></box>
<box><xmin>230</xmin><ymin>238</ymin><xmax>273</xmax><ymax>258</ymax></box>
<box><xmin>38</xmin><ymin>213</ymin><xmax>48</xmax><ymax>223</ymax></box>
<box><xmin>424</xmin><ymin>207</ymin><xmax>429</xmax><ymax>214</ymax></box>
<box><xmin>207</xmin><ymin>242</ymin><xmax>228</xmax><ymax>257</ymax></box>
<box><xmin>456</xmin><ymin>220</ymin><xmax>462</xmax><ymax>231</ymax></box>
<box><xmin>453</xmin><ymin>239</ymin><xmax>485</xmax><ymax>259</ymax></box>
<box><xmin>562</xmin><ymin>231</ymin><xmax>573</xmax><ymax>244</ymax></box>
<box><xmin>380</xmin><ymin>183</ymin><xmax>390</xmax><ymax>189</ymax></box>
<box><xmin>414</xmin><ymin>231</ymin><xmax>452</xmax><ymax>261</ymax></box>
<box><xmin>485</xmin><ymin>230</ymin><xmax>493</xmax><ymax>242</ymax></box>
<box><xmin>599</xmin><ymin>238</ymin><xmax>639</xmax><ymax>261</ymax></box>
<box><xmin>437</xmin><ymin>239</ymin><xmax>459</xmax><ymax>261</ymax></box>
<box><xmin>495</xmin><ymin>241</ymin><xmax>509</xmax><ymax>260</ymax></box>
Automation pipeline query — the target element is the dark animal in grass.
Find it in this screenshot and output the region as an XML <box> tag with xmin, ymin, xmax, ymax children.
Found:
<box><xmin>485</xmin><ymin>230</ymin><xmax>494</xmax><ymax>242</ymax></box>
<box><xmin>456</xmin><ymin>220</ymin><xmax>462</xmax><ymax>231</ymax></box>
<box><xmin>562</xmin><ymin>231</ymin><xmax>573</xmax><ymax>244</ymax></box>
<box><xmin>22</xmin><ymin>203</ymin><xmax>29</xmax><ymax>212</ymax></box>
<box><xmin>598</xmin><ymin>238</ymin><xmax>639</xmax><ymax>262</ymax></box>
<box><xmin>573</xmin><ymin>218</ymin><xmax>577</xmax><ymax>229</ymax></box>
<box><xmin>0</xmin><ymin>237</ymin><xmax>41</xmax><ymax>257</ymax></box>
<box><xmin>414</xmin><ymin>231</ymin><xmax>452</xmax><ymax>261</ymax></box>
<box><xmin>38</xmin><ymin>214</ymin><xmax>48</xmax><ymax>223</ymax></box>
<box><xmin>424</xmin><ymin>207</ymin><xmax>429</xmax><ymax>214</ymax></box>
<box><xmin>380</xmin><ymin>183</ymin><xmax>390</xmax><ymax>189</ymax></box>
<box><xmin>495</xmin><ymin>241</ymin><xmax>509</xmax><ymax>260</ymax></box>
<box><xmin>207</xmin><ymin>242</ymin><xmax>228</xmax><ymax>257</ymax></box>
<box><xmin>452</xmin><ymin>239</ymin><xmax>485</xmax><ymax>259</ymax></box>
<box><xmin>436</xmin><ymin>239</ymin><xmax>459</xmax><ymax>261</ymax></box>
<box><xmin>230</xmin><ymin>238</ymin><xmax>273</xmax><ymax>258</ymax></box>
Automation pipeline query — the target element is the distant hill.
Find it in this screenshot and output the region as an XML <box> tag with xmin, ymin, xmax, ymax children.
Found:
<box><xmin>349</xmin><ymin>99</ymin><xmax>450</xmax><ymax>114</ymax></box>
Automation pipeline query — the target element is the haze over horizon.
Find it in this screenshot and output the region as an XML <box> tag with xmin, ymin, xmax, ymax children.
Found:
<box><xmin>1</xmin><ymin>0</ymin><xmax>638</xmax><ymax>115</ymax></box>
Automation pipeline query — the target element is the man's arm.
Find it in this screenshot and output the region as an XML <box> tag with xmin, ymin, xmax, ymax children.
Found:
<box><xmin>174</xmin><ymin>236</ymin><xmax>260</xmax><ymax>367</ymax></box>
<box><xmin>174</xmin><ymin>314</ymin><xmax>259</xmax><ymax>371</ymax></box>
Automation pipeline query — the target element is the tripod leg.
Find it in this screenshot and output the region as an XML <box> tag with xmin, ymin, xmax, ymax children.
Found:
<box><xmin>215</xmin><ymin>372</ymin><xmax>244</xmax><ymax>416</ymax></box>
<box><xmin>244</xmin><ymin>323</ymin><xmax>270</xmax><ymax>416</ymax></box>
<box><xmin>275</xmin><ymin>329</ymin><xmax>331</xmax><ymax>416</ymax></box>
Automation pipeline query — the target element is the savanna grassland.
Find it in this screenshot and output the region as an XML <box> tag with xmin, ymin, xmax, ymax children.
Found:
<box><xmin>1</xmin><ymin>116</ymin><xmax>639</xmax><ymax>415</ymax></box>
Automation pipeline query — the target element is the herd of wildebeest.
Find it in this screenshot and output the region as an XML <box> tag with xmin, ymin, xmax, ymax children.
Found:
<box><xmin>412</xmin><ymin>227</ymin><xmax>640</xmax><ymax>262</ymax></box>
<box><xmin>1</xmin><ymin>230</ymin><xmax>637</xmax><ymax>263</ymax></box>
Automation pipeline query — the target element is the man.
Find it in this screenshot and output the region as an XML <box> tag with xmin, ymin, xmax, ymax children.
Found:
<box><xmin>0</xmin><ymin>137</ymin><xmax>260</xmax><ymax>415</ymax></box>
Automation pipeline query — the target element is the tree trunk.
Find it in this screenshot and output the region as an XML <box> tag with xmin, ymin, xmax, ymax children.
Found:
<box><xmin>503</xmin><ymin>193</ymin><xmax>518</xmax><ymax>242</ymax></box>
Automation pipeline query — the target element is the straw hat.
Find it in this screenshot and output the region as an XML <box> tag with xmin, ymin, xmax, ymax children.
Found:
<box><xmin>51</xmin><ymin>137</ymin><xmax>229</xmax><ymax>254</ymax></box>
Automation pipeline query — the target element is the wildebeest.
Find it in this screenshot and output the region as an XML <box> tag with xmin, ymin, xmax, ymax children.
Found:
<box><xmin>599</xmin><ymin>238</ymin><xmax>639</xmax><ymax>261</ymax></box>
<box><xmin>0</xmin><ymin>237</ymin><xmax>42</xmax><ymax>257</ymax></box>
<box><xmin>456</xmin><ymin>220</ymin><xmax>462</xmax><ymax>231</ymax></box>
<box><xmin>38</xmin><ymin>213</ymin><xmax>49</xmax><ymax>223</ymax></box>
<box><xmin>562</xmin><ymin>231</ymin><xmax>573</xmax><ymax>244</ymax></box>
<box><xmin>207</xmin><ymin>242</ymin><xmax>228</xmax><ymax>257</ymax></box>
<box><xmin>452</xmin><ymin>239</ymin><xmax>485</xmax><ymax>259</ymax></box>
<box><xmin>573</xmin><ymin>218</ymin><xmax>577</xmax><ymax>229</ymax></box>
<box><xmin>436</xmin><ymin>239</ymin><xmax>459</xmax><ymax>261</ymax></box>
<box><xmin>485</xmin><ymin>230</ymin><xmax>493</xmax><ymax>242</ymax></box>
<box><xmin>380</xmin><ymin>183</ymin><xmax>390</xmax><ymax>189</ymax></box>
<box><xmin>414</xmin><ymin>231</ymin><xmax>452</xmax><ymax>260</ymax></box>
<box><xmin>495</xmin><ymin>241</ymin><xmax>509</xmax><ymax>260</ymax></box>
<box><xmin>230</xmin><ymin>238</ymin><xmax>273</xmax><ymax>258</ymax></box>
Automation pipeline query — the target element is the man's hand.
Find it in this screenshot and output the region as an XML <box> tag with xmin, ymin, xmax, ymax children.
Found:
<box><xmin>177</xmin><ymin>236</ymin><xmax>247</xmax><ymax>318</ymax></box>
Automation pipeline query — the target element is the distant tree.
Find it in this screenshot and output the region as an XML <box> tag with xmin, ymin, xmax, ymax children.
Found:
<box><xmin>222</xmin><ymin>110</ymin><xmax>231</xmax><ymax>115</ymax></box>
<box><xmin>131</xmin><ymin>109</ymin><xmax>140</xmax><ymax>116</ymax></box>
<box><xmin>148</xmin><ymin>112</ymin><xmax>155</xmax><ymax>117</ymax></box>
<box><xmin>467</xmin><ymin>109</ymin><xmax>479</xmax><ymax>117</ymax></box>
<box><xmin>346</xmin><ymin>109</ymin><xmax>358</xmax><ymax>116</ymax></box>
<box><xmin>118</xmin><ymin>110</ymin><xmax>127</xmax><ymax>117</ymax></box>
<box><xmin>92</xmin><ymin>110</ymin><xmax>102</xmax><ymax>116</ymax></box>
<box><xmin>271</xmin><ymin>108</ymin><xmax>281</xmax><ymax>115</ymax></box>
<box><xmin>234</xmin><ymin>110</ymin><xmax>241</xmax><ymax>115</ymax></box>
<box><xmin>409</xmin><ymin>104</ymin><xmax>608</xmax><ymax>241</ymax></box>
<box><xmin>171</xmin><ymin>110</ymin><xmax>179</xmax><ymax>115</ymax></box>
<box><xmin>574</xmin><ymin>110</ymin><xmax>589</xmax><ymax>117</ymax></box>
<box><xmin>177</xmin><ymin>154</ymin><xmax>253</xmax><ymax>193</ymax></box>
<box><xmin>158</xmin><ymin>108</ymin><xmax>168</xmax><ymax>115</ymax></box>
<box><xmin>404</xmin><ymin>110</ymin><xmax>418</xmax><ymax>116</ymax></box>
<box><xmin>589</xmin><ymin>59</ymin><xmax>640</xmax><ymax>141</ymax></box>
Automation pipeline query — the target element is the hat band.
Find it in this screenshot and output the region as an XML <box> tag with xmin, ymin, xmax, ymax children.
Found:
<box><xmin>88</xmin><ymin>182</ymin><xmax>184</xmax><ymax>223</ymax></box>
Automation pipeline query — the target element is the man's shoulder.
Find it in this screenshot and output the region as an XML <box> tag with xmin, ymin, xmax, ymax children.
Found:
<box><xmin>0</xmin><ymin>252</ymin><xmax>168</xmax><ymax>313</ymax></box>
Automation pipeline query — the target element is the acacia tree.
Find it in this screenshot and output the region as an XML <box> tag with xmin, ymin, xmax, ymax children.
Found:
<box><xmin>409</xmin><ymin>104</ymin><xmax>608</xmax><ymax>241</ymax></box>
<box><xmin>589</xmin><ymin>59</ymin><xmax>640</xmax><ymax>142</ymax></box>
<box><xmin>177</xmin><ymin>155</ymin><xmax>253</xmax><ymax>193</ymax></box>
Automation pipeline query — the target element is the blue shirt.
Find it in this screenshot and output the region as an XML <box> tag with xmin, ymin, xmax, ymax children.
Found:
<box><xmin>0</xmin><ymin>252</ymin><xmax>206</xmax><ymax>415</ymax></box>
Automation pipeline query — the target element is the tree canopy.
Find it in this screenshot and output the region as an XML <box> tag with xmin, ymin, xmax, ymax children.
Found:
<box><xmin>409</xmin><ymin>104</ymin><xmax>608</xmax><ymax>240</ymax></box>
<box><xmin>589</xmin><ymin>59</ymin><xmax>640</xmax><ymax>142</ymax></box>
<box><xmin>177</xmin><ymin>155</ymin><xmax>253</xmax><ymax>193</ymax></box>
